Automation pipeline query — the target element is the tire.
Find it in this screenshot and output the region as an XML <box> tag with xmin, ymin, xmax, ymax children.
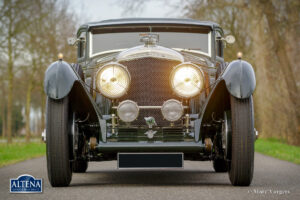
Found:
<box><xmin>228</xmin><ymin>95</ymin><xmax>254</xmax><ymax>186</ymax></box>
<box><xmin>213</xmin><ymin>158</ymin><xmax>228</xmax><ymax>172</ymax></box>
<box><xmin>46</xmin><ymin>97</ymin><xmax>72</xmax><ymax>187</ymax></box>
<box><xmin>72</xmin><ymin>160</ymin><xmax>88</xmax><ymax>173</ymax></box>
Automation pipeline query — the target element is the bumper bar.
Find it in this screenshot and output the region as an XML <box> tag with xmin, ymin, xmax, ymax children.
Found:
<box><xmin>96</xmin><ymin>142</ymin><xmax>205</xmax><ymax>153</ymax></box>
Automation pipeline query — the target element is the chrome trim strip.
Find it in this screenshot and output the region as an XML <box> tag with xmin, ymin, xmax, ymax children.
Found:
<box><xmin>89</xmin><ymin>32</ymin><xmax>92</xmax><ymax>57</ymax></box>
<box><xmin>208</xmin><ymin>31</ymin><xmax>211</xmax><ymax>57</ymax></box>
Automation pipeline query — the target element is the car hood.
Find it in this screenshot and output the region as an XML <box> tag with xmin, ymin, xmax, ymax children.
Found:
<box><xmin>94</xmin><ymin>44</ymin><xmax>210</xmax><ymax>68</ymax></box>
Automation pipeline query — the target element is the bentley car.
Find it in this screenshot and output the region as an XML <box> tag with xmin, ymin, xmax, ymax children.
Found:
<box><xmin>44</xmin><ymin>18</ymin><xmax>256</xmax><ymax>187</ymax></box>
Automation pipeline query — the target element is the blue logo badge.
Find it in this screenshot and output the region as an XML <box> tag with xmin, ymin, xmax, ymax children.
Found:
<box><xmin>10</xmin><ymin>174</ymin><xmax>42</xmax><ymax>193</ymax></box>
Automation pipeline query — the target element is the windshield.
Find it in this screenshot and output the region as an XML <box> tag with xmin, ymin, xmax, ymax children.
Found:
<box><xmin>89</xmin><ymin>26</ymin><xmax>211</xmax><ymax>57</ymax></box>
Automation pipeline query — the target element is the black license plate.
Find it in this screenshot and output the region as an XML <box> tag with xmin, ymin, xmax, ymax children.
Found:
<box><xmin>118</xmin><ymin>153</ymin><xmax>183</xmax><ymax>169</ymax></box>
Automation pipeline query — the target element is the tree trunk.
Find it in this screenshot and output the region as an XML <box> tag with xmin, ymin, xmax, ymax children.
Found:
<box><xmin>250</xmin><ymin>14</ymin><xmax>271</xmax><ymax>138</ymax></box>
<box><xmin>0</xmin><ymin>83</ymin><xmax>6</xmax><ymax>138</ymax></box>
<box><xmin>6</xmin><ymin>21</ymin><xmax>13</xmax><ymax>144</ymax></box>
<box><xmin>285</xmin><ymin>1</ymin><xmax>300</xmax><ymax>140</ymax></box>
<box><xmin>39</xmin><ymin>56</ymin><xmax>46</xmax><ymax>134</ymax></box>
<box><xmin>25</xmin><ymin>80</ymin><xmax>33</xmax><ymax>143</ymax></box>
<box><xmin>25</xmin><ymin>57</ymin><xmax>37</xmax><ymax>142</ymax></box>
<box><xmin>40</xmin><ymin>89</ymin><xmax>46</xmax><ymax>133</ymax></box>
<box><xmin>262</xmin><ymin>1</ymin><xmax>300</xmax><ymax>134</ymax></box>
<box><xmin>1</xmin><ymin>104</ymin><xmax>6</xmax><ymax>138</ymax></box>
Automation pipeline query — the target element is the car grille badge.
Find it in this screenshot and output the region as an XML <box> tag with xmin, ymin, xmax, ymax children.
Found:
<box><xmin>144</xmin><ymin>116</ymin><xmax>157</xmax><ymax>139</ymax></box>
<box><xmin>144</xmin><ymin>130</ymin><xmax>157</xmax><ymax>139</ymax></box>
<box><xmin>144</xmin><ymin>116</ymin><xmax>157</xmax><ymax>128</ymax></box>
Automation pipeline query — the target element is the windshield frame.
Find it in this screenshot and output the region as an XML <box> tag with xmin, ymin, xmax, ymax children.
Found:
<box><xmin>88</xmin><ymin>25</ymin><xmax>212</xmax><ymax>58</ymax></box>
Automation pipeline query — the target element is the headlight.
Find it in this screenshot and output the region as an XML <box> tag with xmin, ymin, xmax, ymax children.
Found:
<box><xmin>161</xmin><ymin>99</ymin><xmax>184</xmax><ymax>122</ymax></box>
<box><xmin>117</xmin><ymin>100</ymin><xmax>139</xmax><ymax>122</ymax></box>
<box><xmin>170</xmin><ymin>63</ymin><xmax>204</xmax><ymax>98</ymax></box>
<box><xmin>95</xmin><ymin>62</ymin><xmax>130</xmax><ymax>99</ymax></box>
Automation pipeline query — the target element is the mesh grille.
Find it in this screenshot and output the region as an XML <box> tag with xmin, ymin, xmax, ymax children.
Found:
<box><xmin>119</xmin><ymin>58</ymin><xmax>181</xmax><ymax>126</ymax></box>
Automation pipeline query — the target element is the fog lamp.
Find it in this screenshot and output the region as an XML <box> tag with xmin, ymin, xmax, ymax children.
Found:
<box><xmin>117</xmin><ymin>100</ymin><xmax>139</xmax><ymax>122</ymax></box>
<box><xmin>170</xmin><ymin>63</ymin><xmax>204</xmax><ymax>98</ymax></box>
<box><xmin>161</xmin><ymin>99</ymin><xmax>184</xmax><ymax>122</ymax></box>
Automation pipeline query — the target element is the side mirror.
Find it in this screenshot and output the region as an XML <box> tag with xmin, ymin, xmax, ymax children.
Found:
<box><xmin>225</xmin><ymin>35</ymin><xmax>235</xmax><ymax>44</ymax></box>
<box><xmin>67</xmin><ymin>37</ymin><xmax>78</xmax><ymax>46</ymax></box>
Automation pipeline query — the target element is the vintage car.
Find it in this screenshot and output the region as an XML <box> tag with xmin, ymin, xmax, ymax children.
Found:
<box><xmin>44</xmin><ymin>18</ymin><xmax>256</xmax><ymax>187</ymax></box>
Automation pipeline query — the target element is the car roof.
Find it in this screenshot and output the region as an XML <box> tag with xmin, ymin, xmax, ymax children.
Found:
<box><xmin>79</xmin><ymin>18</ymin><xmax>220</xmax><ymax>31</ymax></box>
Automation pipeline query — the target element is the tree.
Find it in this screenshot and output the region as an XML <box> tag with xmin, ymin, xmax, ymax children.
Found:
<box><xmin>184</xmin><ymin>0</ymin><xmax>300</xmax><ymax>144</ymax></box>
<box><xmin>258</xmin><ymin>0</ymin><xmax>300</xmax><ymax>134</ymax></box>
<box><xmin>22</xmin><ymin>0</ymin><xmax>77</xmax><ymax>141</ymax></box>
<box><xmin>0</xmin><ymin>0</ymin><xmax>31</xmax><ymax>143</ymax></box>
<box><xmin>0</xmin><ymin>0</ymin><xmax>77</xmax><ymax>142</ymax></box>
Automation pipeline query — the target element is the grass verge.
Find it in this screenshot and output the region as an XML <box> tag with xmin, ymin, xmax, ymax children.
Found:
<box><xmin>0</xmin><ymin>142</ymin><xmax>46</xmax><ymax>167</ymax></box>
<box><xmin>255</xmin><ymin>138</ymin><xmax>300</xmax><ymax>165</ymax></box>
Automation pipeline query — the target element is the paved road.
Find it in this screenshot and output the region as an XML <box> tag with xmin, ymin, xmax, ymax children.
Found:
<box><xmin>0</xmin><ymin>153</ymin><xmax>299</xmax><ymax>200</ymax></box>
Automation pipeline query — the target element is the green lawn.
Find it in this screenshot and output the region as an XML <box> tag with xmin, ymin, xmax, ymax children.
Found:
<box><xmin>0</xmin><ymin>142</ymin><xmax>46</xmax><ymax>167</ymax></box>
<box><xmin>255</xmin><ymin>138</ymin><xmax>300</xmax><ymax>165</ymax></box>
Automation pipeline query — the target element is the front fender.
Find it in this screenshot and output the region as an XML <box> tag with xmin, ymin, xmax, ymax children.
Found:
<box><xmin>44</xmin><ymin>61</ymin><xmax>78</xmax><ymax>99</ymax></box>
<box><xmin>222</xmin><ymin>59</ymin><xmax>256</xmax><ymax>99</ymax></box>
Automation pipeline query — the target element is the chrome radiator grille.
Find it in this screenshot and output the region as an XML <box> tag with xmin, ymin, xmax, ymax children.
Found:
<box><xmin>119</xmin><ymin>58</ymin><xmax>181</xmax><ymax>126</ymax></box>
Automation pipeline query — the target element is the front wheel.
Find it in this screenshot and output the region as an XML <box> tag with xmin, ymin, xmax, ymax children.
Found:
<box><xmin>46</xmin><ymin>97</ymin><xmax>72</xmax><ymax>187</ymax></box>
<box><xmin>228</xmin><ymin>95</ymin><xmax>254</xmax><ymax>186</ymax></box>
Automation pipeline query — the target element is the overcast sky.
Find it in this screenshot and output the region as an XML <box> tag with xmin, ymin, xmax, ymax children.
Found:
<box><xmin>69</xmin><ymin>0</ymin><xmax>183</xmax><ymax>25</ymax></box>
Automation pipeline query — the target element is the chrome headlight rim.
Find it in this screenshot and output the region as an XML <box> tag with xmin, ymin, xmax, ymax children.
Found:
<box><xmin>95</xmin><ymin>62</ymin><xmax>131</xmax><ymax>99</ymax></box>
<box><xmin>117</xmin><ymin>100</ymin><xmax>139</xmax><ymax>123</ymax></box>
<box><xmin>161</xmin><ymin>99</ymin><xmax>184</xmax><ymax>122</ymax></box>
<box><xmin>169</xmin><ymin>62</ymin><xmax>204</xmax><ymax>99</ymax></box>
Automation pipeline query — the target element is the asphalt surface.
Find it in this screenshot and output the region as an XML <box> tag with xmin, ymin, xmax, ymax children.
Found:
<box><xmin>0</xmin><ymin>153</ymin><xmax>299</xmax><ymax>200</ymax></box>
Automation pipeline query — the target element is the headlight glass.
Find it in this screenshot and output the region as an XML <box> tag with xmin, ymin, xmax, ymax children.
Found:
<box><xmin>161</xmin><ymin>99</ymin><xmax>184</xmax><ymax>122</ymax></box>
<box><xmin>117</xmin><ymin>100</ymin><xmax>139</xmax><ymax>122</ymax></box>
<box><xmin>170</xmin><ymin>63</ymin><xmax>204</xmax><ymax>98</ymax></box>
<box><xmin>96</xmin><ymin>63</ymin><xmax>130</xmax><ymax>99</ymax></box>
